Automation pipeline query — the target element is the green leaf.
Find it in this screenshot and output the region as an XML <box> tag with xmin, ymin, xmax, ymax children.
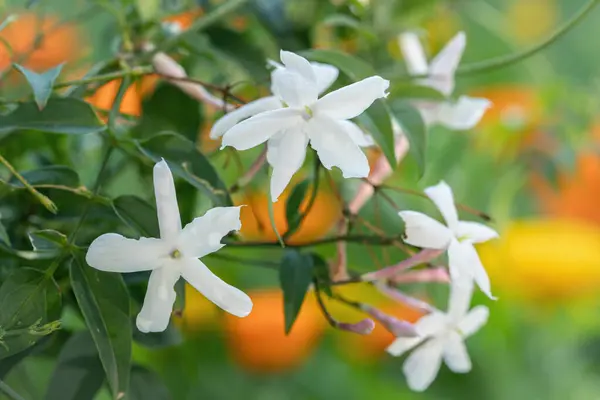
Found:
<box><xmin>135</xmin><ymin>0</ymin><xmax>161</xmax><ymax>22</ymax></box>
<box><xmin>70</xmin><ymin>254</ymin><xmax>131</xmax><ymax>399</ymax></box>
<box><xmin>136</xmin><ymin>132</ymin><xmax>232</xmax><ymax>206</ymax></box>
<box><xmin>0</xmin><ymin>268</ymin><xmax>61</xmax><ymax>360</ymax></box>
<box><xmin>112</xmin><ymin>195</ymin><xmax>159</xmax><ymax>238</ymax></box>
<box><xmin>7</xmin><ymin>165</ymin><xmax>80</xmax><ymax>187</ymax></box>
<box><xmin>301</xmin><ymin>49</ymin><xmax>396</xmax><ymax>168</ymax></box>
<box><xmin>28</xmin><ymin>229</ymin><xmax>68</xmax><ymax>253</ymax></box>
<box><xmin>45</xmin><ymin>331</ymin><xmax>105</xmax><ymax>400</ymax></box>
<box><xmin>0</xmin><ymin>98</ymin><xmax>106</xmax><ymax>135</ymax></box>
<box><xmin>13</xmin><ymin>63</ymin><xmax>65</xmax><ymax>110</ymax></box>
<box><xmin>321</xmin><ymin>14</ymin><xmax>376</xmax><ymax>40</ymax></box>
<box><xmin>389</xmin><ymin>83</ymin><xmax>446</xmax><ymax>101</ymax></box>
<box><xmin>279</xmin><ymin>250</ymin><xmax>314</xmax><ymax>334</ymax></box>
<box><xmin>390</xmin><ymin>100</ymin><xmax>427</xmax><ymax>176</ymax></box>
<box><xmin>173</xmin><ymin>278</ymin><xmax>185</xmax><ymax>316</ymax></box>
<box><xmin>310</xmin><ymin>253</ymin><xmax>332</xmax><ymax>297</ymax></box>
<box><xmin>0</xmin><ymin>220</ymin><xmax>10</xmax><ymax>247</ymax></box>
<box><xmin>128</xmin><ymin>366</ymin><xmax>170</xmax><ymax>400</ymax></box>
<box><xmin>285</xmin><ymin>179</ymin><xmax>310</xmax><ymax>237</ymax></box>
<box><xmin>132</xmin><ymin>322</ymin><xmax>181</xmax><ymax>349</ymax></box>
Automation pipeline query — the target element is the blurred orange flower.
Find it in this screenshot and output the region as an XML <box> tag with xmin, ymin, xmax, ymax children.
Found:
<box><xmin>85</xmin><ymin>79</ymin><xmax>143</xmax><ymax>118</ymax></box>
<box><xmin>223</xmin><ymin>289</ymin><xmax>325</xmax><ymax>373</ymax></box>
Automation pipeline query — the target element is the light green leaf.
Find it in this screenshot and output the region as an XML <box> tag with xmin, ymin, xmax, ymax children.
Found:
<box><xmin>389</xmin><ymin>83</ymin><xmax>446</xmax><ymax>101</ymax></box>
<box><xmin>0</xmin><ymin>268</ymin><xmax>61</xmax><ymax>360</ymax></box>
<box><xmin>45</xmin><ymin>331</ymin><xmax>105</xmax><ymax>400</ymax></box>
<box><xmin>390</xmin><ymin>100</ymin><xmax>427</xmax><ymax>176</ymax></box>
<box><xmin>321</xmin><ymin>14</ymin><xmax>376</xmax><ymax>40</ymax></box>
<box><xmin>28</xmin><ymin>229</ymin><xmax>68</xmax><ymax>253</ymax></box>
<box><xmin>70</xmin><ymin>254</ymin><xmax>131</xmax><ymax>399</ymax></box>
<box><xmin>0</xmin><ymin>98</ymin><xmax>106</xmax><ymax>135</ymax></box>
<box><xmin>136</xmin><ymin>132</ymin><xmax>232</xmax><ymax>206</ymax></box>
<box><xmin>112</xmin><ymin>195</ymin><xmax>159</xmax><ymax>238</ymax></box>
<box><xmin>279</xmin><ymin>250</ymin><xmax>314</xmax><ymax>334</ymax></box>
<box><xmin>300</xmin><ymin>49</ymin><xmax>375</xmax><ymax>80</ymax></box>
<box><xmin>135</xmin><ymin>0</ymin><xmax>161</xmax><ymax>22</ymax></box>
<box><xmin>13</xmin><ymin>63</ymin><xmax>65</xmax><ymax>110</ymax></box>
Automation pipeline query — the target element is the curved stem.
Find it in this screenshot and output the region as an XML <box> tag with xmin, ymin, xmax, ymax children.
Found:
<box><xmin>0</xmin><ymin>381</ymin><xmax>25</xmax><ymax>400</ymax></box>
<box><xmin>456</xmin><ymin>0</ymin><xmax>600</xmax><ymax>76</ymax></box>
<box><xmin>224</xmin><ymin>232</ymin><xmax>403</xmax><ymax>249</ymax></box>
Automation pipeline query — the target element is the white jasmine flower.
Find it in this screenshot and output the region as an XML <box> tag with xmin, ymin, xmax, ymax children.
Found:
<box><xmin>220</xmin><ymin>50</ymin><xmax>389</xmax><ymax>201</ymax></box>
<box><xmin>398</xmin><ymin>31</ymin><xmax>491</xmax><ymax>130</ymax></box>
<box><xmin>398</xmin><ymin>181</ymin><xmax>498</xmax><ymax>298</ymax></box>
<box><xmin>86</xmin><ymin>160</ymin><xmax>252</xmax><ymax>333</ymax></box>
<box><xmin>387</xmin><ymin>280</ymin><xmax>489</xmax><ymax>392</ymax></box>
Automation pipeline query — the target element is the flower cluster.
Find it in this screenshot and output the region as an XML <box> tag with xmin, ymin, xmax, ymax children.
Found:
<box><xmin>85</xmin><ymin>32</ymin><xmax>498</xmax><ymax>393</ymax></box>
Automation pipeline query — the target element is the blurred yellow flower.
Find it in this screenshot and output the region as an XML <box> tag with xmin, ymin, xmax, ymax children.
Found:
<box><xmin>507</xmin><ymin>0</ymin><xmax>559</xmax><ymax>45</ymax></box>
<box><xmin>478</xmin><ymin>219</ymin><xmax>600</xmax><ymax>304</ymax></box>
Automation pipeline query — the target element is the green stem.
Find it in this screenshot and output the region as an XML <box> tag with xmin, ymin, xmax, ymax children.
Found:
<box><xmin>0</xmin><ymin>381</ymin><xmax>25</xmax><ymax>400</ymax></box>
<box><xmin>225</xmin><ymin>233</ymin><xmax>403</xmax><ymax>249</ymax></box>
<box><xmin>53</xmin><ymin>66</ymin><xmax>153</xmax><ymax>90</ymax></box>
<box><xmin>456</xmin><ymin>0</ymin><xmax>600</xmax><ymax>76</ymax></box>
<box><xmin>0</xmin><ymin>154</ymin><xmax>57</xmax><ymax>214</ymax></box>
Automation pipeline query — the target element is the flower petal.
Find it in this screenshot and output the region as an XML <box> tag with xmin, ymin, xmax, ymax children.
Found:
<box><xmin>427</xmin><ymin>32</ymin><xmax>465</xmax><ymax>96</ymax></box>
<box><xmin>398</xmin><ymin>32</ymin><xmax>429</xmax><ymax>76</ymax></box>
<box><xmin>403</xmin><ymin>338</ymin><xmax>444</xmax><ymax>392</ymax></box>
<box><xmin>154</xmin><ymin>160</ymin><xmax>182</xmax><ymax>241</ymax></box>
<box><xmin>415</xmin><ymin>311</ymin><xmax>448</xmax><ymax>336</ymax></box>
<box><xmin>86</xmin><ymin>233</ymin><xmax>168</xmax><ymax>273</ymax></box>
<box><xmin>313</xmin><ymin>76</ymin><xmax>389</xmax><ymax>120</ymax></box>
<box><xmin>442</xmin><ymin>331</ymin><xmax>472</xmax><ymax>373</ymax></box>
<box><xmin>458</xmin><ymin>305</ymin><xmax>489</xmax><ymax>338</ymax></box>
<box><xmin>209</xmin><ymin>96</ymin><xmax>283</xmax><ymax>139</ymax></box>
<box><xmin>181</xmin><ymin>258</ymin><xmax>252</xmax><ymax>317</ymax></box>
<box><xmin>312</xmin><ymin>62</ymin><xmax>339</xmax><ymax>94</ymax></box>
<box><xmin>433</xmin><ymin>96</ymin><xmax>491</xmax><ymax>130</ymax></box>
<box><xmin>136</xmin><ymin>265</ymin><xmax>180</xmax><ymax>333</ymax></box>
<box><xmin>397</xmin><ymin>211</ymin><xmax>454</xmax><ymax>249</ymax></box>
<box><xmin>455</xmin><ymin>221</ymin><xmax>499</xmax><ymax>244</ymax></box>
<box><xmin>179</xmin><ymin>206</ymin><xmax>242</xmax><ymax>258</ymax></box>
<box><xmin>267</xmin><ymin>128</ymin><xmax>309</xmax><ymax>202</ymax></box>
<box><xmin>448</xmin><ymin>241</ymin><xmax>495</xmax><ymax>299</ymax></box>
<box><xmin>386</xmin><ymin>337</ymin><xmax>423</xmax><ymax>357</ymax></box>
<box><xmin>424</xmin><ymin>181</ymin><xmax>459</xmax><ymax>230</ymax></box>
<box><xmin>307</xmin><ymin>115</ymin><xmax>370</xmax><ymax>178</ymax></box>
<box><xmin>221</xmin><ymin>108</ymin><xmax>303</xmax><ymax>151</ymax></box>
<box><xmin>280</xmin><ymin>50</ymin><xmax>317</xmax><ymax>84</ymax></box>
<box><xmin>446</xmin><ymin>278</ymin><xmax>474</xmax><ymax>323</ymax></box>
<box><xmin>339</xmin><ymin>120</ymin><xmax>375</xmax><ymax>147</ymax></box>
<box><xmin>271</xmin><ymin>68</ymin><xmax>319</xmax><ymax>108</ymax></box>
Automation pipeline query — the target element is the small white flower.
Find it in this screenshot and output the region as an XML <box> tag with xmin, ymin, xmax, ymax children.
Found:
<box><xmin>85</xmin><ymin>159</ymin><xmax>252</xmax><ymax>333</ymax></box>
<box><xmin>386</xmin><ymin>280</ymin><xmax>489</xmax><ymax>392</ymax></box>
<box><xmin>398</xmin><ymin>181</ymin><xmax>498</xmax><ymax>298</ymax></box>
<box><xmin>398</xmin><ymin>31</ymin><xmax>491</xmax><ymax>130</ymax></box>
<box><xmin>219</xmin><ymin>50</ymin><xmax>389</xmax><ymax>202</ymax></box>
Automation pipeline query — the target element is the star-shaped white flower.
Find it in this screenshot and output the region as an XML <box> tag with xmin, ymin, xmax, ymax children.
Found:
<box><xmin>398</xmin><ymin>181</ymin><xmax>498</xmax><ymax>298</ymax></box>
<box><xmin>219</xmin><ymin>50</ymin><xmax>389</xmax><ymax>202</ymax></box>
<box><xmin>386</xmin><ymin>280</ymin><xmax>489</xmax><ymax>392</ymax></box>
<box><xmin>399</xmin><ymin>31</ymin><xmax>491</xmax><ymax>130</ymax></box>
<box><xmin>85</xmin><ymin>160</ymin><xmax>253</xmax><ymax>333</ymax></box>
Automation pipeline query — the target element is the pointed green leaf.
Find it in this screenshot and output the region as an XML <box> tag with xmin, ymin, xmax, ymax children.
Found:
<box><xmin>0</xmin><ymin>98</ymin><xmax>106</xmax><ymax>135</ymax></box>
<box><xmin>70</xmin><ymin>254</ymin><xmax>131</xmax><ymax>399</ymax></box>
<box><xmin>389</xmin><ymin>83</ymin><xmax>446</xmax><ymax>101</ymax></box>
<box><xmin>13</xmin><ymin>63</ymin><xmax>65</xmax><ymax>110</ymax></box>
<box><xmin>0</xmin><ymin>268</ymin><xmax>61</xmax><ymax>360</ymax></box>
<box><xmin>300</xmin><ymin>49</ymin><xmax>374</xmax><ymax>80</ymax></box>
<box><xmin>310</xmin><ymin>253</ymin><xmax>332</xmax><ymax>297</ymax></box>
<box><xmin>136</xmin><ymin>132</ymin><xmax>232</xmax><ymax>206</ymax></box>
<box><xmin>28</xmin><ymin>229</ymin><xmax>68</xmax><ymax>253</ymax></box>
<box><xmin>390</xmin><ymin>100</ymin><xmax>427</xmax><ymax>176</ymax></box>
<box><xmin>0</xmin><ymin>220</ymin><xmax>10</xmax><ymax>247</ymax></box>
<box><xmin>285</xmin><ymin>179</ymin><xmax>310</xmax><ymax>237</ymax></box>
<box><xmin>112</xmin><ymin>195</ymin><xmax>159</xmax><ymax>238</ymax></box>
<box><xmin>279</xmin><ymin>250</ymin><xmax>314</xmax><ymax>334</ymax></box>
<box><xmin>7</xmin><ymin>165</ymin><xmax>80</xmax><ymax>187</ymax></box>
<box><xmin>45</xmin><ymin>331</ymin><xmax>105</xmax><ymax>400</ymax></box>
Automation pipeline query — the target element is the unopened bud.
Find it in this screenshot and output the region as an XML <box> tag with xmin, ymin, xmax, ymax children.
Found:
<box><xmin>337</xmin><ymin>318</ymin><xmax>375</xmax><ymax>335</ymax></box>
<box><xmin>362</xmin><ymin>305</ymin><xmax>418</xmax><ymax>337</ymax></box>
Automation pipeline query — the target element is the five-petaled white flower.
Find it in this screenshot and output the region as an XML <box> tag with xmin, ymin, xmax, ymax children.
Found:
<box><xmin>386</xmin><ymin>279</ymin><xmax>489</xmax><ymax>392</ymax></box>
<box><xmin>398</xmin><ymin>181</ymin><xmax>498</xmax><ymax>298</ymax></box>
<box><xmin>219</xmin><ymin>50</ymin><xmax>389</xmax><ymax>202</ymax></box>
<box><xmin>85</xmin><ymin>159</ymin><xmax>253</xmax><ymax>333</ymax></box>
<box><xmin>399</xmin><ymin>31</ymin><xmax>491</xmax><ymax>130</ymax></box>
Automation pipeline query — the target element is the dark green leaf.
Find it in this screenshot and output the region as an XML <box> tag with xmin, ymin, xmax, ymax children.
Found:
<box><xmin>28</xmin><ymin>229</ymin><xmax>67</xmax><ymax>253</ymax></box>
<box><xmin>13</xmin><ymin>63</ymin><xmax>65</xmax><ymax>110</ymax></box>
<box><xmin>0</xmin><ymin>268</ymin><xmax>61</xmax><ymax>359</ymax></box>
<box><xmin>7</xmin><ymin>165</ymin><xmax>80</xmax><ymax>187</ymax></box>
<box><xmin>136</xmin><ymin>132</ymin><xmax>232</xmax><ymax>206</ymax></box>
<box><xmin>128</xmin><ymin>365</ymin><xmax>170</xmax><ymax>400</ymax></box>
<box><xmin>390</xmin><ymin>100</ymin><xmax>427</xmax><ymax>176</ymax></box>
<box><xmin>279</xmin><ymin>250</ymin><xmax>314</xmax><ymax>334</ymax></box>
<box><xmin>285</xmin><ymin>179</ymin><xmax>310</xmax><ymax>237</ymax></box>
<box><xmin>45</xmin><ymin>331</ymin><xmax>104</xmax><ymax>400</ymax></box>
<box><xmin>70</xmin><ymin>254</ymin><xmax>131</xmax><ymax>399</ymax></box>
<box><xmin>0</xmin><ymin>221</ymin><xmax>10</xmax><ymax>247</ymax></box>
<box><xmin>173</xmin><ymin>278</ymin><xmax>185</xmax><ymax>316</ymax></box>
<box><xmin>0</xmin><ymin>336</ymin><xmax>50</xmax><ymax>379</ymax></box>
<box><xmin>0</xmin><ymin>98</ymin><xmax>106</xmax><ymax>135</ymax></box>
<box><xmin>310</xmin><ymin>253</ymin><xmax>332</xmax><ymax>297</ymax></box>
<box><xmin>132</xmin><ymin>321</ymin><xmax>181</xmax><ymax>349</ymax></box>
<box><xmin>300</xmin><ymin>49</ymin><xmax>375</xmax><ymax>80</ymax></box>
<box><xmin>389</xmin><ymin>83</ymin><xmax>446</xmax><ymax>101</ymax></box>
<box><xmin>112</xmin><ymin>195</ymin><xmax>160</xmax><ymax>238</ymax></box>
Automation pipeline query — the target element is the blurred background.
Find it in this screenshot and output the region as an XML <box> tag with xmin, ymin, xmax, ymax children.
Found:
<box><xmin>2</xmin><ymin>0</ymin><xmax>600</xmax><ymax>399</ymax></box>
